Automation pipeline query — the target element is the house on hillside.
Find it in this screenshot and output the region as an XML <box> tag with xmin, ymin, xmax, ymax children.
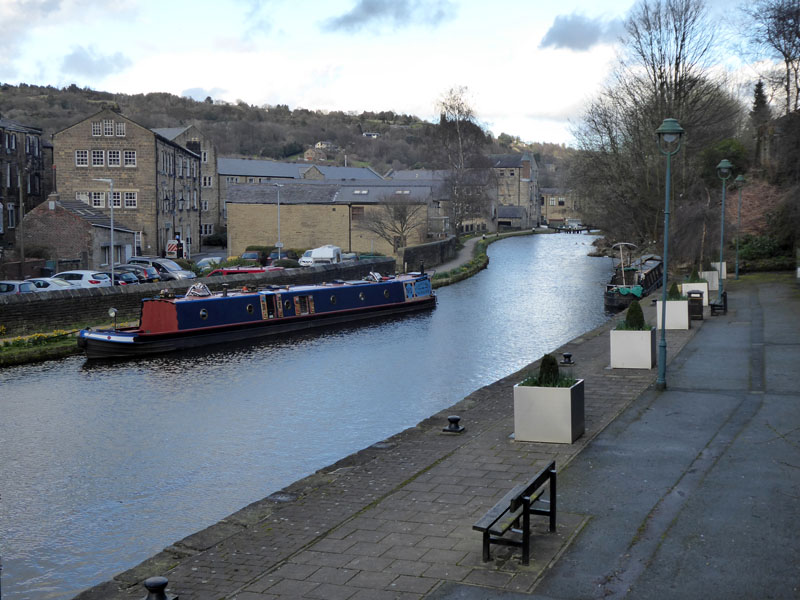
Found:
<box><xmin>152</xmin><ymin>125</ymin><xmax>220</xmax><ymax>243</ymax></box>
<box><xmin>0</xmin><ymin>116</ymin><xmax>49</xmax><ymax>260</ymax></box>
<box><xmin>53</xmin><ymin>108</ymin><xmax>201</xmax><ymax>258</ymax></box>
<box><xmin>22</xmin><ymin>193</ymin><xmax>137</xmax><ymax>269</ymax></box>
<box><xmin>225</xmin><ymin>179</ymin><xmax>436</xmax><ymax>256</ymax></box>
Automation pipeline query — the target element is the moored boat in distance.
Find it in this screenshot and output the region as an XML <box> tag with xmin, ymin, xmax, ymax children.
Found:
<box><xmin>604</xmin><ymin>244</ymin><xmax>663</xmax><ymax>312</ymax></box>
<box><xmin>78</xmin><ymin>271</ymin><xmax>436</xmax><ymax>359</ymax></box>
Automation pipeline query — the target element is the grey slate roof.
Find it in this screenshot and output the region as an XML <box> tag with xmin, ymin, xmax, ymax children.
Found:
<box><xmin>0</xmin><ymin>117</ymin><xmax>42</xmax><ymax>134</ymax></box>
<box><xmin>227</xmin><ymin>179</ymin><xmax>435</xmax><ymax>206</ymax></box>
<box><xmin>497</xmin><ymin>205</ymin><xmax>527</xmax><ymax>219</ymax></box>
<box><xmin>218</xmin><ymin>157</ymin><xmax>383</xmax><ymax>180</ymax></box>
<box><xmin>489</xmin><ymin>153</ymin><xmax>532</xmax><ymax>168</ymax></box>
<box><xmin>58</xmin><ymin>200</ymin><xmax>136</xmax><ymax>232</ymax></box>
<box><xmin>151</xmin><ymin>127</ymin><xmax>191</xmax><ymax>141</ymax></box>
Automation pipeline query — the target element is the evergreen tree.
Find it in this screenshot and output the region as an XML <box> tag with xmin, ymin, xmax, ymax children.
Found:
<box><xmin>750</xmin><ymin>80</ymin><xmax>772</xmax><ymax>128</ymax></box>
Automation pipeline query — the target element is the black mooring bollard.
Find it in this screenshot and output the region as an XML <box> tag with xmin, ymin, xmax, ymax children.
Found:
<box><xmin>443</xmin><ymin>415</ymin><xmax>465</xmax><ymax>433</ymax></box>
<box><xmin>560</xmin><ymin>352</ymin><xmax>574</xmax><ymax>365</ymax></box>
<box><xmin>143</xmin><ymin>576</ymin><xmax>178</xmax><ymax>600</ymax></box>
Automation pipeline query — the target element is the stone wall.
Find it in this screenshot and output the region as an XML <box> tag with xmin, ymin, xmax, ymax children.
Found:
<box><xmin>400</xmin><ymin>236</ymin><xmax>457</xmax><ymax>272</ymax></box>
<box><xmin>0</xmin><ymin>258</ymin><xmax>395</xmax><ymax>336</ymax></box>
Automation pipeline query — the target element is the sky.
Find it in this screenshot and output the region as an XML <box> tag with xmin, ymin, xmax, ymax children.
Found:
<box><xmin>0</xmin><ymin>0</ymin><xmax>741</xmax><ymax>146</ymax></box>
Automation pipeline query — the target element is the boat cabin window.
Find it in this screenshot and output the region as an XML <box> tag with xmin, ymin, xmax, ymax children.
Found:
<box><xmin>296</xmin><ymin>295</ymin><xmax>313</xmax><ymax>315</ymax></box>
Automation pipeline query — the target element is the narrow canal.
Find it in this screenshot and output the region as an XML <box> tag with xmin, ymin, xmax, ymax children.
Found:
<box><xmin>0</xmin><ymin>234</ymin><xmax>613</xmax><ymax>599</ymax></box>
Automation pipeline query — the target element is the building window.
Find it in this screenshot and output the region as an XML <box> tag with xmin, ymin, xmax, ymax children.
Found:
<box><xmin>92</xmin><ymin>122</ymin><xmax>102</xmax><ymax>136</ymax></box>
<box><xmin>201</xmin><ymin>223</ymin><xmax>214</xmax><ymax>235</ymax></box>
<box><xmin>75</xmin><ymin>150</ymin><xmax>88</xmax><ymax>167</ymax></box>
<box><xmin>351</xmin><ymin>206</ymin><xmax>365</xmax><ymax>220</ymax></box>
<box><xmin>115</xmin><ymin>122</ymin><xmax>126</xmax><ymax>137</ymax></box>
<box><xmin>108</xmin><ymin>150</ymin><xmax>121</xmax><ymax>167</ymax></box>
<box><xmin>177</xmin><ymin>159</ymin><xmax>183</xmax><ymax>177</ymax></box>
<box><xmin>202</xmin><ymin>176</ymin><xmax>213</xmax><ymax>187</ymax></box>
<box><xmin>394</xmin><ymin>190</ymin><xmax>410</xmax><ymax>195</ymax></box>
<box><xmin>110</xmin><ymin>191</ymin><xmax>122</xmax><ymax>208</ymax></box>
<box><xmin>201</xmin><ymin>199</ymin><xmax>209</xmax><ymax>211</ymax></box>
<box><xmin>248</xmin><ymin>177</ymin><xmax>255</xmax><ymax>183</ymax></box>
<box><xmin>549</xmin><ymin>198</ymin><xmax>556</xmax><ymax>206</ymax></box>
<box><xmin>77</xmin><ymin>192</ymin><xmax>89</xmax><ymax>204</ymax></box>
<box><xmin>91</xmin><ymin>192</ymin><xmax>105</xmax><ymax>208</ymax></box>
<box><xmin>192</xmin><ymin>190</ymin><xmax>198</xmax><ymax>209</ymax></box>
<box><xmin>509</xmin><ymin>170</ymin><xmax>515</xmax><ymax>176</ymax></box>
<box><xmin>202</xmin><ymin>150</ymin><xmax>208</xmax><ymax>163</ymax></box>
<box><xmin>124</xmin><ymin>192</ymin><xmax>137</xmax><ymax>208</ymax></box>
<box><xmin>8</xmin><ymin>202</ymin><xmax>16</xmax><ymax>228</ymax></box>
<box><xmin>124</xmin><ymin>150</ymin><xmax>137</xmax><ymax>167</ymax></box>
<box><xmin>353</xmin><ymin>189</ymin><xmax>368</xmax><ymax>195</ymax></box>
<box><xmin>103</xmin><ymin>119</ymin><xmax>114</xmax><ymax>136</ymax></box>
<box><xmin>91</xmin><ymin>150</ymin><xmax>104</xmax><ymax>167</ymax></box>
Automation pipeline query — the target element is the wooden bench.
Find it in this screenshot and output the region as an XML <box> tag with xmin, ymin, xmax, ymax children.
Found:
<box><xmin>472</xmin><ymin>461</ymin><xmax>556</xmax><ymax>565</ymax></box>
<box><xmin>710</xmin><ymin>290</ymin><xmax>727</xmax><ymax>316</ymax></box>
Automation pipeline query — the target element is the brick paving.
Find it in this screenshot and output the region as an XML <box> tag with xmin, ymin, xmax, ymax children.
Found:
<box><xmin>76</xmin><ymin>301</ymin><xmax>698</xmax><ymax>600</ymax></box>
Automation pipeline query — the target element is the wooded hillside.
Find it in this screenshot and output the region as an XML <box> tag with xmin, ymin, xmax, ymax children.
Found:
<box><xmin>0</xmin><ymin>83</ymin><xmax>573</xmax><ymax>180</ymax></box>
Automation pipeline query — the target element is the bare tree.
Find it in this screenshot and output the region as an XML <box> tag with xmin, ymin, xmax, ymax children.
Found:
<box><xmin>434</xmin><ymin>86</ymin><xmax>493</xmax><ymax>235</ymax></box>
<box><xmin>570</xmin><ymin>0</ymin><xmax>743</xmax><ymax>263</ymax></box>
<box><xmin>357</xmin><ymin>199</ymin><xmax>427</xmax><ymax>251</ymax></box>
<box><xmin>742</xmin><ymin>0</ymin><xmax>800</xmax><ymax>115</ymax></box>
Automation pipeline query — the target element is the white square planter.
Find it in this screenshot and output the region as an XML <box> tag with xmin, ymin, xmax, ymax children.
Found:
<box><xmin>656</xmin><ymin>300</ymin><xmax>690</xmax><ymax>330</ymax></box>
<box><xmin>700</xmin><ymin>270</ymin><xmax>719</xmax><ymax>291</ymax></box>
<box><xmin>610</xmin><ymin>327</ymin><xmax>656</xmax><ymax>369</ymax></box>
<box><xmin>513</xmin><ymin>379</ymin><xmax>585</xmax><ymax>444</ymax></box>
<box><xmin>711</xmin><ymin>261</ymin><xmax>727</xmax><ymax>279</ymax></box>
<box><xmin>681</xmin><ymin>282</ymin><xmax>709</xmax><ymax>306</ymax></box>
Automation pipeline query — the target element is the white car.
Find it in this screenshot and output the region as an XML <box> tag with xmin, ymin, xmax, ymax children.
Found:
<box><xmin>27</xmin><ymin>277</ymin><xmax>76</xmax><ymax>292</ymax></box>
<box><xmin>298</xmin><ymin>250</ymin><xmax>314</xmax><ymax>267</ymax></box>
<box><xmin>53</xmin><ymin>270</ymin><xmax>113</xmax><ymax>288</ymax></box>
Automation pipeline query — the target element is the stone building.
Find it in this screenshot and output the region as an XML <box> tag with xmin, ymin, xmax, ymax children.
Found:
<box><xmin>22</xmin><ymin>193</ymin><xmax>137</xmax><ymax>269</ymax></box>
<box><xmin>489</xmin><ymin>153</ymin><xmax>539</xmax><ymax>227</ymax></box>
<box><xmin>540</xmin><ymin>187</ymin><xmax>582</xmax><ymax>226</ymax></box>
<box><xmin>226</xmin><ymin>179</ymin><xmax>434</xmax><ymax>257</ymax></box>
<box><xmin>53</xmin><ymin>108</ymin><xmax>201</xmax><ymax>258</ymax></box>
<box><xmin>0</xmin><ymin>116</ymin><xmax>48</xmax><ymax>259</ymax></box>
<box><xmin>152</xmin><ymin>125</ymin><xmax>220</xmax><ymax>244</ymax></box>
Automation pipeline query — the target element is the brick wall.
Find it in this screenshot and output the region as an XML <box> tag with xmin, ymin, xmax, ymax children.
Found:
<box><xmin>0</xmin><ymin>258</ymin><xmax>395</xmax><ymax>336</ymax></box>
<box><xmin>400</xmin><ymin>237</ymin><xmax>457</xmax><ymax>272</ymax></box>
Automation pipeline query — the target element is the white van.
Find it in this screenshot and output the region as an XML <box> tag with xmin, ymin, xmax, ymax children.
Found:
<box><xmin>310</xmin><ymin>245</ymin><xmax>342</xmax><ymax>265</ymax></box>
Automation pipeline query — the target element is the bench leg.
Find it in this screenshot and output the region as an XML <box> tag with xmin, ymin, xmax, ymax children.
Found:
<box><xmin>549</xmin><ymin>469</ymin><xmax>557</xmax><ymax>532</ymax></box>
<box><xmin>522</xmin><ymin>504</ymin><xmax>530</xmax><ymax>565</ymax></box>
<box><xmin>482</xmin><ymin>531</ymin><xmax>491</xmax><ymax>562</ymax></box>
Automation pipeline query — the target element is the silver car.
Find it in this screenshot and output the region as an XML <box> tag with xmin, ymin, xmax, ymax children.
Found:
<box><xmin>127</xmin><ymin>257</ymin><xmax>196</xmax><ymax>281</ymax></box>
<box><xmin>53</xmin><ymin>270</ymin><xmax>113</xmax><ymax>288</ymax></box>
<box><xmin>27</xmin><ymin>277</ymin><xmax>76</xmax><ymax>292</ymax></box>
<box><xmin>0</xmin><ymin>280</ymin><xmax>37</xmax><ymax>294</ymax></box>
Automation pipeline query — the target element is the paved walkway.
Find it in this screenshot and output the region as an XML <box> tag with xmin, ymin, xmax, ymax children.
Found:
<box><xmin>75</xmin><ymin>273</ymin><xmax>799</xmax><ymax>600</ymax></box>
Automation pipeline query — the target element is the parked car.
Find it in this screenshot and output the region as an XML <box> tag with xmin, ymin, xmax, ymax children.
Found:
<box><xmin>267</xmin><ymin>249</ymin><xmax>298</xmax><ymax>264</ymax></box>
<box><xmin>298</xmin><ymin>250</ymin><xmax>314</xmax><ymax>267</ymax></box>
<box><xmin>27</xmin><ymin>277</ymin><xmax>76</xmax><ymax>292</ymax></box>
<box><xmin>53</xmin><ymin>270</ymin><xmax>113</xmax><ymax>288</ymax></box>
<box><xmin>0</xmin><ymin>280</ymin><xmax>37</xmax><ymax>294</ymax></box>
<box><xmin>117</xmin><ymin>264</ymin><xmax>160</xmax><ymax>283</ymax></box>
<box><xmin>127</xmin><ymin>257</ymin><xmax>196</xmax><ymax>281</ymax></box>
<box><xmin>100</xmin><ymin>271</ymin><xmax>140</xmax><ymax>285</ymax></box>
<box><xmin>240</xmin><ymin>250</ymin><xmax>269</xmax><ymax>266</ymax></box>
<box><xmin>195</xmin><ymin>256</ymin><xmax>224</xmax><ymax>270</ymax></box>
<box><xmin>206</xmin><ymin>266</ymin><xmax>283</xmax><ymax>277</ymax></box>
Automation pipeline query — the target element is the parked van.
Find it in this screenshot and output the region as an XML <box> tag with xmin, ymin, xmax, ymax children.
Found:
<box><xmin>310</xmin><ymin>245</ymin><xmax>342</xmax><ymax>265</ymax></box>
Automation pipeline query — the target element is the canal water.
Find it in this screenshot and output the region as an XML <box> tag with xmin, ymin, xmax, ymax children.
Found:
<box><xmin>0</xmin><ymin>234</ymin><xmax>613</xmax><ymax>599</ymax></box>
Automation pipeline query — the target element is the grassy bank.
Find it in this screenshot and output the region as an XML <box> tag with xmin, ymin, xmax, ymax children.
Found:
<box><xmin>431</xmin><ymin>230</ymin><xmax>536</xmax><ymax>289</ymax></box>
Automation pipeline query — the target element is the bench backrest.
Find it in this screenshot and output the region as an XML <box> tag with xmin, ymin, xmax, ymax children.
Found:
<box><xmin>509</xmin><ymin>460</ymin><xmax>556</xmax><ymax>512</ymax></box>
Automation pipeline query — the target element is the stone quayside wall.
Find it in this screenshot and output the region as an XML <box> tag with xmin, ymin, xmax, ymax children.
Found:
<box><xmin>0</xmin><ymin>258</ymin><xmax>395</xmax><ymax>337</ymax></box>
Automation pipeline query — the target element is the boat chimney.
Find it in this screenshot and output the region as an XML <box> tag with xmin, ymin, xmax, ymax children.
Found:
<box><xmin>222</xmin><ymin>283</ymin><xmax>228</xmax><ymax>297</ymax></box>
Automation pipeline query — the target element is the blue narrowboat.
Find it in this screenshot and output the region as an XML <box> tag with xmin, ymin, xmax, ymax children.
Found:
<box><xmin>77</xmin><ymin>272</ymin><xmax>436</xmax><ymax>359</ymax></box>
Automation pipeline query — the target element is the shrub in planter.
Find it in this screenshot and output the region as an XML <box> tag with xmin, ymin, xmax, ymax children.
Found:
<box><xmin>611</xmin><ymin>300</ymin><xmax>656</xmax><ymax>368</ymax></box>
<box><xmin>514</xmin><ymin>353</ymin><xmax>584</xmax><ymax>444</ymax></box>
<box><xmin>658</xmin><ymin>282</ymin><xmax>690</xmax><ymax>329</ymax></box>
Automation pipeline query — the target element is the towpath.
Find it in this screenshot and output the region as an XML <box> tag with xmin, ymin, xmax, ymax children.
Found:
<box><xmin>75</xmin><ymin>273</ymin><xmax>800</xmax><ymax>600</ymax></box>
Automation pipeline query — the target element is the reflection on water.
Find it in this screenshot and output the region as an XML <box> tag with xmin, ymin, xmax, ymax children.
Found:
<box><xmin>0</xmin><ymin>234</ymin><xmax>613</xmax><ymax>598</ymax></box>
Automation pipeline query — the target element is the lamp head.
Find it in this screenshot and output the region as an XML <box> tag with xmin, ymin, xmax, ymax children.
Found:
<box><xmin>716</xmin><ymin>159</ymin><xmax>733</xmax><ymax>181</ymax></box>
<box><xmin>108</xmin><ymin>307</ymin><xmax>118</xmax><ymax>318</ymax></box>
<box><xmin>735</xmin><ymin>174</ymin><xmax>746</xmax><ymax>186</ymax></box>
<box><xmin>656</xmin><ymin>118</ymin><xmax>684</xmax><ymax>154</ymax></box>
